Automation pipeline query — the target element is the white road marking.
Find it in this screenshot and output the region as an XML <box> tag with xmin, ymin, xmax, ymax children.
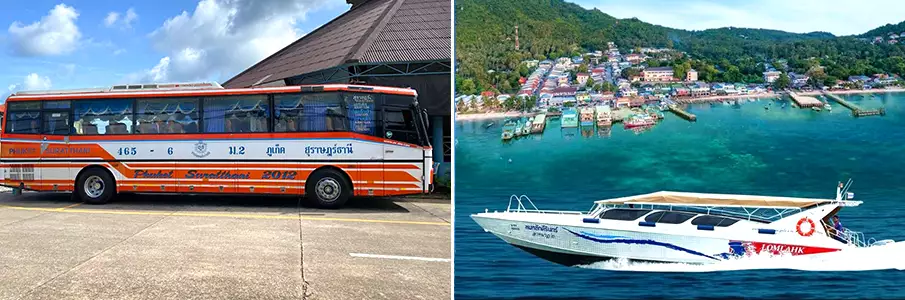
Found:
<box><xmin>349</xmin><ymin>253</ymin><xmax>451</xmax><ymax>262</ymax></box>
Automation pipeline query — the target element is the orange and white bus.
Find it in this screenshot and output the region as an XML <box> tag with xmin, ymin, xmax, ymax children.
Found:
<box><xmin>0</xmin><ymin>82</ymin><xmax>433</xmax><ymax>208</ymax></box>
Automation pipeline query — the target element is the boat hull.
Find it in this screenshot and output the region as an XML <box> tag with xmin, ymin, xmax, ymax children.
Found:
<box><xmin>472</xmin><ymin>213</ymin><xmax>847</xmax><ymax>266</ymax></box>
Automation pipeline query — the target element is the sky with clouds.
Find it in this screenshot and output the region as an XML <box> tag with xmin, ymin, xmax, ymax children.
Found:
<box><xmin>1</xmin><ymin>0</ymin><xmax>349</xmax><ymax>100</ymax></box>
<box><xmin>573</xmin><ymin>0</ymin><xmax>905</xmax><ymax>35</ymax></box>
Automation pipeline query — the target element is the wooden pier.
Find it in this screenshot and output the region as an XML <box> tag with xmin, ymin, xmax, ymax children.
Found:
<box><xmin>821</xmin><ymin>92</ymin><xmax>886</xmax><ymax>117</ymax></box>
<box><xmin>787</xmin><ymin>92</ymin><xmax>823</xmax><ymax>108</ymax></box>
<box><xmin>667</xmin><ymin>105</ymin><xmax>697</xmax><ymax>122</ymax></box>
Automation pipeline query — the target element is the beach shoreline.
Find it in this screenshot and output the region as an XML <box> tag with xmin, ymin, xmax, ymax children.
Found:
<box><xmin>455</xmin><ymin>87</ymin><xmax>904</xmax><ymax>120</ymax></box>
<box><xmin>799</xmin><ymin>87</ymin><xmax>905</xmax><ymax>96</ymax></box>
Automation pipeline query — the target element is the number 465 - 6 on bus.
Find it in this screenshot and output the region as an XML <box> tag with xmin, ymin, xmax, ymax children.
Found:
<box><xmin>0</xmin><ymin>82</ymin><xmax>434</xmax><ymax>208</ymax></box>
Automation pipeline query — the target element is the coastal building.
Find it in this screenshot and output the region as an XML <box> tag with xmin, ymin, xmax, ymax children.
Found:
<box><xmin>497</xmin><ymin>94</ymin><xmax>511</xmax><ymax>102</ymax></box>
<box><xmin>577</xmin><ymin>73</ymin><xmax>590</xmax><ymax>85</ymax></box>
<box><xmin>524</xmin><ymin>60</ymin><xmax>539</xmax><ymax>68</ymax></box>
<box><xmin>615</xmin><ymin>98</ymin><xmax>630</xmax><ymax>108</ymax></box>
<box><xmin>873</xmin><ymin>74</ymin><xmax>898</xmax><ymax>85</ymax></box>
<box><xmin>849</xmin><ymin>75</ymin><xmax>871</xmax><ymax>82</ymax></box>
<box><xmin>618</xmin><ymin>88</ymin><xmax>638</xmax><ymax>97</ymax></box>
<box><xmin>673</xmin><ymin>87</ymin><xmax>690</xmax><ymax>97</ymax></box>
<box><xmin>789</xmin><ymin>72</ymin><xmax>809</xmax><ymax>87</ymax></box>
<box><xmin>624</xmin><ymin>53</ymin><xmax>643</xmax><ymax>64</ymax></box>
<box><xmin>576</xmin><ymin>91</ymin><xmax>591</xmax><ymax>103</ymax></box>
<box><xmin>686</xmin><ymin>69</ymin><xmax>698</xmax><ymax>82</ymax></box>
<box><xmin>642</xmin><ymin>67</ymin><xmax>674</xmax><ymax>81</ymax></box>
<box><xmin>629</xmin><ymin>97</ymin><xmax>645</xmax><ymax>107</ymax></box>
<box><xmin>690</xmin><ymin>84</ymin><xmax>711</xmax><ymax>97</ymax></box>
<box><xmin>763</xmin><ymin>71</ymin><xmax>781</xmax><ymax>83</ymax></box>
<box><xmin>455</xmin><ymin>95</ymin><xmax>482</xmax><ymax>111</ymax></box>
<box><xmin>600</xmin><ymin>92</ymin><xmax>615</xmax><ymax>100</ymax></box>
<box><xmin>553</xmin><ymin>86</ymin><xmax>577</xmax><ymax>98</ymax></box>
<box><xmin>481</xmin><ymin>90</ymin><xmax>495</xmax><ymax>99</ymax></box>
<box><xmin>616</xmin><ymin>78</ymin><xmax>631</xmax><ymax>89</ymax></box>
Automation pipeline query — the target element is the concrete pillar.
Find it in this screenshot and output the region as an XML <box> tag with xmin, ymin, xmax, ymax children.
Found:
<box><xmin>431</xmin><ymin>116</ymin><xmax>444</xmax><ymax>162</ymax></box>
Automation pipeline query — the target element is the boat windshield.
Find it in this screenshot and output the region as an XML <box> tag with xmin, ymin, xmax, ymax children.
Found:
<box><xmin>594</xmin><ymin>203</ymin><xmax>789</xmax><ymax>222</ymax></box>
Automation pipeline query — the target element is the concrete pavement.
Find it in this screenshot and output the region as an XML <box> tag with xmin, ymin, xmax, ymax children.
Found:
<box><xmin>0</xmin><ymin>192</ymin><xmax>451</xmax><ymax>300</ymax></box>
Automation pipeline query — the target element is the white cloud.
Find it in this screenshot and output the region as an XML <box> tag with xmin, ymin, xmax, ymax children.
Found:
<box><xmin>123</xmin><ymin>8</ymin><xmax>138</xmax><ymax>28</ymax></box>
<box><xmin>132</xmin><ymin>0</ymin><xmax>336</xmax><ymax>83</ymax></box>
<box><xmin>7</xmin><ymin>4</ymin><xmax>82</xmax><ymax>56</ymax></box>
<box><xmin>576</xmin><ymin>0</ymin><xmax>905</xmax><ymax>36</ymax></box>
<box><xmin>105</xmin><ymin>8</ymin><xmax>138</xmax><ymax>29</ymax></box>
<box><xmin>23</xmin><ymin>73</ymin><xmax>53</xmax><ymax>91</ymax></box>
<box><xmin>104</xmin><ymin>12</ymin><xmax>119</xmax><ymax>27</ymax></box>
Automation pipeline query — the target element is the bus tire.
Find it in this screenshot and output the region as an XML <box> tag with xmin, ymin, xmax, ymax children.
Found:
<box><xmin>75</xmin><ymin>168</ymin><xmax>115</xmax><ymax>204</ymax></box>
<box><xmin>305</xmin><ymin>168</ymin><xmax>350</xmax><ymax>209</ymax></box>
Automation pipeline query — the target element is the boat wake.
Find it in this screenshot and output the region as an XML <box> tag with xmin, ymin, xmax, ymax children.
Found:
<box><xmin>578</xmin><ymin>241</ymin><xmax>905</xmax><ymax>272</ymax></box>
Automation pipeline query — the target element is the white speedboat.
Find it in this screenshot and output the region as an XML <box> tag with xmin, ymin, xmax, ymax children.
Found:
<box><xmin>471</xmin><ymin>180</ymin><xmax>896</xmax><ymax>266</ymax></box>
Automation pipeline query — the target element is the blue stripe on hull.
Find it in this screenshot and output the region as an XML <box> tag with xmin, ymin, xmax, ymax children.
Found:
<box><xmin>564</xmin><ymin>228</ymin><xmax>719</xmax><ymax>261</ymax></box>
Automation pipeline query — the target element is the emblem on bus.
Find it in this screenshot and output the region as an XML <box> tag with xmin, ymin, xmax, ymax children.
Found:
<box><xmin>192</xmin><ymin>140</ymin><xmax>210</xmax><ymax>158</ymax></box>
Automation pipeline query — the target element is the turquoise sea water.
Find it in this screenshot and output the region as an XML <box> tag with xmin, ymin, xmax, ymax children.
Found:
<box><xmin>454</xmin><ymin>93</ymin><xmax>905</xmax><ymax>299</ymax></box>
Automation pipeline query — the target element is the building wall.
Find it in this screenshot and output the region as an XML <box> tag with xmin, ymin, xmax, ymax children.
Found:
<box><xmin>644</xmin><ymin>70</ymin><xmax>674</xmax><ymax>81</ymax></box>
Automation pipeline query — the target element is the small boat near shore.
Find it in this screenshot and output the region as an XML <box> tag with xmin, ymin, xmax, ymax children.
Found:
<box><xmin>472</xmin><ymin>180</ymin><xmax>898</xmax><ymax>266</ymax></box>
<box><xmin>624</xmin><ymin>114</ymin><xmax>656</xmax><ymax>128</ymax></box>
<box><xmin>501</xmin><ymin>121</ymin><xmax>516</xmax><ymax>141</ymax></box>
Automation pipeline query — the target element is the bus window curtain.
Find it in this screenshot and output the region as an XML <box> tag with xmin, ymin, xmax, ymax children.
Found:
<box><xmin>205</xmin><ymin>102</ymin><xmax>227</xmax><ymax>133</ymax></box>
<box><xmin>302</xmin><ymin>103</ymin><xmax>327</xmax><ymax>132</ymax></box>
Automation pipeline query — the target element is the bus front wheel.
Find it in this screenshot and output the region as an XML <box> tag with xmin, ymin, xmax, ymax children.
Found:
<box><xmin>305</xmin><ymin>169</ymin><xmax>350</xmax><ymax>209</ymax></box>
<box><xmin>76</xmin><ymin>168</ymin><xmax>115</xmax><ymax>204</ymax></box>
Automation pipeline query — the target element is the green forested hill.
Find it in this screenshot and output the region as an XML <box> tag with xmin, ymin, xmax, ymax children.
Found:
<box><xmin>455</xmin><ymin>0</ymin><xmax>905</xmax><ymax>94</ymax></box>
<box><xmin>859</xmin><ymin>21</ymin><xmax>905</xmax><ymax>38</ymax></box>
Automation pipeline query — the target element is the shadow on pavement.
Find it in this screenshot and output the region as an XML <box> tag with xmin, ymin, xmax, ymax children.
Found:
<box><xmin>0</xmin><ymin>192</ymin><xmax>414</xmax><ymax>214</ymax></box>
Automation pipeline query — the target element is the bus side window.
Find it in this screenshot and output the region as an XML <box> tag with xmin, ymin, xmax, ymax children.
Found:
<box><xmin>136</xmin><ymin>98</ymin><xmax>199</xmax><ymax>134</ymax></box>
<box><xmin>297</xmin><ymin>93</ymin><xmax>346</xmax><ymax>132</ymax></box>
<box><xmin>274</xmin><ymin>94</ymin><xmax>303</xmax><ymax>132</ymax></box>
<box><xmin>203</xmin><ymin>95</ymin><xmax>269</xmax><ymax>133</ymax></box>
<box><xmin>383</xmin><ymin>108</ymin><xmax>420</xmax><ymax>145</ymax></box>
<box><xmin>6</xmin><ymin>111</ymin><xmax>42</xmax><ymax>134</ymax></box>
<box><xmin>345</xmin><ymin>92</ymin><xmax>379</xmax><ymax>136</ymax></box>
<box><xmin>6</xmin><ymin>101</ymin><xmax>42</xmax><ymax>134</ymax></box>
<box><xmin>43</xmin><ymin>112</ymin><xmax>70</xmax><ymax>135</ymax></box>
<box><xmin>73</xmin><ymin>99</ymin><xmax>133</xmax><ymax>135</ymax></box>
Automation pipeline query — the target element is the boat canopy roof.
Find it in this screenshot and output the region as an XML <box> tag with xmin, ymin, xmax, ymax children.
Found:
<box><xmin>532</xmin><ymin>114</ymin><xmax>546</xmax><ymax>124</ymax></box>
<box><xmin>594</xmin><ymin>191</ymin><xmax>862</xmax><ymax>209</ymax></box>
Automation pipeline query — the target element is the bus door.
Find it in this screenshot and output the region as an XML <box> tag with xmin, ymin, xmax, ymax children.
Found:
<box><xmin>381</xmin><ymin>102</ymin><xmax>423</xmax><ymax>196</ymax></box>
<box><xmin>40</xmin><ymin>105</ymin><xmax>71</xmax><ymax>192</ymax></box>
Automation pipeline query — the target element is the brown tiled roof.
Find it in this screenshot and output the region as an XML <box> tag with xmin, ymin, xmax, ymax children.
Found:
<box><xmin>223</xmin><ymin>0</ymin><xmax>450</xmax><ymax>88</ymax></box>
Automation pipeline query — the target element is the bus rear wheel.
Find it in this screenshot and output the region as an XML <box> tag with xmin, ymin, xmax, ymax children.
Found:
<box><xmin>305</xmin><ymin>169</ymin><xmax>350</xmax><ymax>209</ymax></box>
<box><xmin>76</xmin><ymin>168</ymin><xmax>115</xmax><ymax>204</ymax></box>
